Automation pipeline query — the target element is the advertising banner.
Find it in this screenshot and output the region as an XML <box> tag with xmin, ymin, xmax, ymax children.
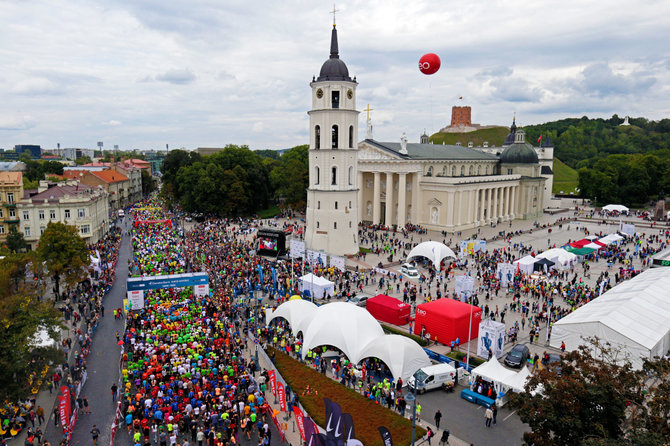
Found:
<box><xmin>293</xmin><ymin>406</ymin><xmax>306</xmax><ymax>441</ymax></box>
<box><xmin>59</xmin><ymin>385</ymin><xmax>71</xmax><ymax>430</ymax></box>
<box><xmin>290</xmin><ymin>239</ymin><xmax>306</xmax><ymax>259</ymax></box>
<box><xmin>477</xmin><ymin>319</ymin><xmax>506</xmax><ymax>359</ymax></box>
<box><xmin>454</xmin><ymin>275</ymin><xmax>475</xmax><ymax>301</ymax></box>
<box><xmin>329</xmin><ymin>255</ymin><xmax>346</xmax><ymax>272</ymax></box>
<box><xmin>460</xmin><ymin>240</ymin><xmax>487</xmax><ymax>255</ymax></box>
<box><xmin>496</xmin><ymin>263</ymin><xmax>515</xmax><ymax>287</ymax></box>
<box><xmin>126</xmin><ymin>290</ymin><xmax>145</xmax><ymax>310</ymax></box>
<box><xmin>268</xmin><ymin>370</ymin><xmax>277</xmax><ymax>396</ymax></box>
<box><xmin>127</xmin><ymin>272</ymin><xmax>209</xmax><ymax>292</ymax></box>
<box><xmin>277</xmin><ymin>381</ymin><xmax>286</xmax><ymax>412</ymax></box>
<box><xmin>194</xmin><ymin>284</ymin><xmax>209</xmax><ymax>297</ymax></box>
<box><xmin>307</xmin><ymin>250</ymin><xmax>327</xmax><ymax>266</ymax></box>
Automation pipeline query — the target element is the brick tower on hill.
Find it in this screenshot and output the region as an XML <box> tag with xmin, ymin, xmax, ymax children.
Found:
<box><xmin>450</xmin><ymin>106</ymin><xmax>472</xmax><ymax>127</ymax></box>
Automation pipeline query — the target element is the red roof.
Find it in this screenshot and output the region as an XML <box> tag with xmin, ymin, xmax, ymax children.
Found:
<box><xmin>83</xmin><ymin>162</ymin><xmax>111</xmax><ymax>167</ymax></box>
<box><xmin>90</xmin><ymin>170</ymin><xmax>129</xmax><ymax>183</ymax></box>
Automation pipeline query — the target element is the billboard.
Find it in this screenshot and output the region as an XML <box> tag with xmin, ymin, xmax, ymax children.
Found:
<box><xmin>256</xmin><ymin>229</ymin><xmax>287</xmax><ymax>257</ymax></box>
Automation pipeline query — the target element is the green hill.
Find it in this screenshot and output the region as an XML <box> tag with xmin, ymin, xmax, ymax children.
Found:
<box><xmin>429</xmin><ymin>127</ymin><xmax>510</xmax><ymax>148</ymax></box>
<box><xmin>552</xmin><ymin>158</ymin><xmax>579</xmax><ymax>195</ymax></box>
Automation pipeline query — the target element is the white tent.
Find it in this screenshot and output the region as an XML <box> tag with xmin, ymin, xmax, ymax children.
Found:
<box><xmin>536</xmin><ymin>248</ymin><xmax>577</xmax><ymax>270</ymax></box>
<box><xmin>30</xmin><ymin>326</ymin><xmax>58</xmax><ymax>348</ymax></box>
<box><xmin>406</xmin><ymin>241</ymin><xmax>456</xmax><ymax>270</ymax></box>
<box><xmin>470</xmin><ymin>356</ymin><xmax>517</xmax><ymax>396</ymax></box>
<box><xmin>598</xmin><ymin>233</ymin><xmax>624</xmax><ymax>245</ymax></box>
<box><xmin>502</xmin><ymin>366</ymin><xmax>532</xmax><ymax>393</ymax></box>
<box><xmin>602</xmin><ymin>204</ymin><xmax>629</xmax><ymax>213</ymax></box>
<box><xmin>584</xmin><ymin>242</ymin><xmax>604</xmax><ymax>250</ymax></box>
<box><xmin>299</xmin><ymin>273</ymin><xmax>335</xmax><ymax>299</ymax></box>
<box><xmin>356</xmin><ymin>335</ymin><xmax>431</xmax><ymax>382</ymax></box>
<box><xmin>513</xmin><ymin>255</ymin><xmax>536</xmax><ymax>275</ymax></box>
<box><xmin>550</xmin><ymin>268</ymin><xmax>670</xmax><ymax>370</ymax></box>
<box><xmin>267</xmin><ymin>299</ymin><xmax>318</xmax><ymax>335</ymax></box>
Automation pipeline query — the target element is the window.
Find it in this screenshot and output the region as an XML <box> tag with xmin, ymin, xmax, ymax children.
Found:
<box><xmin>23</xmin><ymin>211</ymin><xmax>29</xmax><ymax>221</ymax></box>
<box><xmin>335</xmin><ymin>201</ymin><xmax>338</xmax><ymax>209</ymax></box>
<box><xmin>348</xmin><ymin>125</ymin><xmax>354</xmax><ymax>148</ymax></box>
<box><xmin>332</xmin><ymin>125</ymin><xmax>339</xmax><ymax>148</ymax></box>
<box><xmin>331</xmin><ymin>167</ymin><xmax>337</xmax><ymax>185</ymax></box>
<box><xmin>9</xmin><ymin>209</ymin><xmax>15</xmax><ymax>218</ymax></box>
<box><xmin>24</xmin><ymin>227</ymin><xmax>30</xmax><ymax>237</ymax></box>
<box><xmin>317</xmin><ymin>201</ymin><xmax>321</xmax><ymax>209</ymax></box>
<box><xmin>349</xmin><ymin>221</ymin><xmax>352</xmax><ymax>228</ymax></box>
<box><xmin>78</xmin><ymin>208</ymin><xmax>85</xmax><ymax>218</ymax></box>
<box><xmin>452</xmin><ymin>166</ymin><xmax>456</xmax><ymax>176</ymax></box>
<box><xmin>477</xmin><ymin>166</ymin><xmax>481</xmax><ymax>175</ymax></box>
<box><xmin>317</xmin><ymin>221</ymin><xmax>320</xmax><ymax>228</ymax></box>
<box><xmin>486</xmin><ymin>166</ymin><xmax>490</xmax><ymax>175</ymax></box>
<box><xmin>331</xmin><ymin>90</ymin><xmax>340</xmax><ymax>108</ymax></box>
<box><xmin>315</xmin><ymin>167</ymin><xmax>320</xmax><ymax>185</ymax></box>
<box><xmin>315</xmin><ymin>125</ymin><xmax>321</xmax><ymax>149</ymax></box>
<box><xmin>0</xmin><ymin>226</ymin><xmax>4</xmax><ymax>234</ymax></box>
<box><xmin>426</xmin><ymin>166</ymin><xmax>433</xmax><ymax>176</ymax></box>
<box><xmin>460</xmin><ymin>166</ymin><xmax>465</xmax><ymax>176</ymax></box>
<box><xmin>0</xmin><ymin>209</ymin><xmax>3</xmax><ymax>218</ymax></box>
<box><xmin>7</xmin><ymin>192</ymin><xmax>14</xmax><ymax>204</ymax></box>
<box><xmin>65</xmin><ymin>209</ymin><xmax>71</xmax><ymax>219</ymax></box>
<box><xmin>348</xmin><ymin>201</ymin><xmax>351</xmax><ymax>208</ymax></box>
<box><xmin>39</xmin><ymin>210</ymin><xmax>45</xmax><ymax>220</ymax></box>
<box><xmin>80</xmin><ymin>225</ymin><xmax>90</xmax><ymax>234</ymax></box>
<box><xmin>348</xmin><ymin>166</ymin><xmax>353</xmax><ymax>185</ymax></box>
<box><xmin>334</xmin><ymin>222</ymin><xmax>337</xmax><ymax>229</ymax></box>
<box><xmin>50</xmin><ymin>210</ymin><xmax>56</xmax><ymax>220</ymax></box>
<box><xmin>469</xmin><ymin>166</ymin><xmax>474</xmax><ymax>176</ymax></box>
<box><xmin>40</xmin><ymin>226</ymin><xmax>45</xmax><ymax>235</ymax></box>
<box><xmin>442</xmin><ymin>166</ymin><xmax>447</xmax><ymax>176</ymax></box>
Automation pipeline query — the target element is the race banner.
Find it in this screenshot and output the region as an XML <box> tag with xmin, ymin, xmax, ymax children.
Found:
<box><xmin>329</xmin><ymin>255</ymin><xmax>346</xmax><ymax>272</ymax></box>
<box><xmin>59</xmin><ymin>385</ymin><xmax>71</xmax><ymax>430</ymax></box>
<box><xmin>290</xmin><ymin>239</ymin><xmax>306</xmax><ymax>259</ymax></box>
<box><xmin>194</xmin><ymin>284</ymin><xmax>209</xmax><ymax>297</ymax></box>
<box><xmin>271</xmin><ymin>413</ymin><xmax>287</xmax><ymax>443</ymax></box>
<box><xmin>306</xmin><ymin>250</ymin><xmax>327</xmax><ymax>266</ymax></box>
<box><xmin>126</xmin><ymin>290</ymin><xmax>145</xmax><ymax>310</ymax></box>
<box><xmin>294</xmin><ymin>406</ymin><xmax>306</xmax><ymax>441</ymax></box>
<box><xmin>268</xmin><ymin>370</ymin><xmax>277</xmax><ymax>396</ymax></box>
<box><xmin>277</xmin><ymin>381</ymin><xmax>286</xmax><ymax>412</ymax></box>
<box><xmin>455</xmin><ymin>275</ymin><xmax>475</xmax><ymax>301</ymax></box>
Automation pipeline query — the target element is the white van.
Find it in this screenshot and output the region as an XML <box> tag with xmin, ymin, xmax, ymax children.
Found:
<box><xmin>408</xmin><ymin>363</ymin><xmax>457</xmax><ymax>393</ymax></box>
<box><xmin>118</xmin><ymin>209</ymin><xmax>125</xmax><ymax>218</ymax></box>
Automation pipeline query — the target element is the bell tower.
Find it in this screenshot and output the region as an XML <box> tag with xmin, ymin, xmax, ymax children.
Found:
<box><xmin>304</xmin><ymin>24</ymin><xmax>360</xmax><ymax>256</ymax></box>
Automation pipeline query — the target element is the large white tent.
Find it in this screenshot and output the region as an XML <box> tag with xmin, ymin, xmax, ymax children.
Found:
<box><xmin>550</xmin><ymin>268</ymin><xmax>670</xmax><ymax>369</ymax></box>
<box><xmin>536</xmin><ymin>248</ymin><xmax>577</xmax><ymax>270</ymax></box>
<box><xmin>602</xmin><ymin>204</ymin><xmax>629</xmax><ymax>213</ymax></box>
<box><xmin>406</xmin><ymin>241</ymin><xmax>457</xmax><ymax>270</ymax></box>
<box><xmin>268</xmin><ymin>301</ymin><xmax>430</xmax><ymax>381</ymax></box>
<box><xmin>470</xmin><ymin>356</ymin><xmax>517</xmax><ymax>395</ymax></box>
<box><xmin>513</xmin><ymin>255</ymin><xmax>537</xmax><ymax>275</ymax></box>
<box><xmin>299</xmin><ymin>273</ymin><xmax>334</xmax><ymax>299</ymax></box>
<box><xmin>598</xmin><ymin>233</ymin><xmax>624</xmax><ymax>245</ymax></box>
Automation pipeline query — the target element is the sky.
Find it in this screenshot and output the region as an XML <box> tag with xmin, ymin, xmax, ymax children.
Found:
<box><xmin>1</xmin><ymin>0</ymin><xmax>669</xmax><ymax>152</ymax></box>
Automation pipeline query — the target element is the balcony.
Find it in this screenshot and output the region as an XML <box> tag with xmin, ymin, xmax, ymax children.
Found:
<box><xmin>2</xmin><ymin>202</ymin><xmax>17</xmax><ymax>207</ymax></box>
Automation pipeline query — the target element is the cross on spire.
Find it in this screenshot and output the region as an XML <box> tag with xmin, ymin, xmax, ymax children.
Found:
<box><xmin>364</xmin><ymin>104</ymin><xmax>373</xmax><ymax>121</ymax></box>
<box><xmin>330</xmin><ymin>4</ymin><xmax>339</xmax><ymax>26</ymax></box>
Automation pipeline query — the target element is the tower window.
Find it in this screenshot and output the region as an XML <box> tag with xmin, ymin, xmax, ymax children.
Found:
<box><xmin>349</xmin><ymin>221</ymin><xmax>352</xmax><ymax>228</ymax></box>
<box><xmin>315</xmin><ymin>166</ymin><xmax>320</xmax><ymax>184</ymax></box>
<box><xmin>332</xmin><ymin>125</ymin><xmax>339</xmax><ymax>148</ymax></box>
<box><xmin>348</xmin><ymin>125</ymin><xmax>354</xmax><ymax>148</ymax></box>
<box><xmin>451</xmin><ymin>166</ymin><xmax>456</xmax><ymax>176</ymax></box>
<box><xmin>331</xmin><ymin>90</ymin><xmax>340</xmax><ymax>109</ymax></box>
<box><xmin>331</xmin><ymin>167</ymin><xmax>337</xmax><ymax>185</ymax></box>
<box><xmin>335</xmin><ymin>201</ymin><xmax>338</xmax><ymax>209</ymax></box>
<box><xmin>469</xmin><ymin>166</ymin><xmax>474</xmax><ymax>176</ymax></box>
<box><xmin>334</xmin><ymin>222</ymin><xmax>337</xmax><ymax>229</ymax></box>
<box><xmin>460</xmin><ymin>166</ymin><xmax>465</xmax><ymax>176</ymax></box>
<box><xmin>348</xmin><ymin>166</ymin><xmax>353</xmax><ymax>185</ymax></box>
<box><xmin>318</xmin><ymin>201</ymin><xmax>321</xmax><ymax>209</ymax></box>
<box><xmin>317</xmin><ymin>221</ymin><xmax>320</xmax><ymax>228</ymax></box>
<box><xmin>315</xmin><ymin>125</ymin><xmax>321</xmax><ymax>149</ymax></box>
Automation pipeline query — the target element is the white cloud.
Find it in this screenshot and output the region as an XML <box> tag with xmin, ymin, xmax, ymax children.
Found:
<box><xmin>0</xmin><ymin>0</ymin><xmax>669</xmax><ymax>149</ymax></box>
<box><xmin>107</xmin><ymin>120</ymin><xmax>123</xmax><ymax>126</ymax></box>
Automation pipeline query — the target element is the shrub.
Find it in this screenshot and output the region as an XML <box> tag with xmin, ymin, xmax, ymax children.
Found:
<box><xmin>268</xmin><ymin>347</ymin><xmax>425</xmax><ymax>446</ymax></box>
<box><xmin>380</xmin><ymin>324</ymin><xmax>429</xmax><ymax>347</ymax></box>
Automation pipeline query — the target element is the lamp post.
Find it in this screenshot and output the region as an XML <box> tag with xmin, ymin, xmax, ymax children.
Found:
<box><xmin>465</xmin><ymin>290</ymin><xmax>474</xmax><ymax>369</ymax></box>
<box><xmin>405</xmin><ymin>372</ymin><xmax>418</xmax><ymax>446</ymax></box>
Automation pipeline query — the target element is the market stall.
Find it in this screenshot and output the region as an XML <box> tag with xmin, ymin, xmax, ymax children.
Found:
<box><xmin>299</xmin><ymin>273</ymin><xmax>335</xmax><ymax>299</ymax></box>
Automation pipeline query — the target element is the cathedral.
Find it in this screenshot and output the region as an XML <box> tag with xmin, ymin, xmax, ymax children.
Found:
<box><xmin>305</xmin><ymin>24</ymin><xmax>553</xmax><ymax>256</ymax></box>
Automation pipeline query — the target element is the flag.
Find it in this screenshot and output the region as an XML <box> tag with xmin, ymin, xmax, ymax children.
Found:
<box><xmin>59</xmin><ymin>386</ymin><xmax>71</xmax><ymax>431</ymax></box>
<box><xmin>378</xmin><ymin>427</ymin><xmax>393</xmax><ymax>446</ymax></box>
<box><xmin>294</xmin><ymin>406</ymin><xmax>306</xmax><ymax>441</ymax></box>
<box><xmin>341</xmin><ymin>413</ymin><xmax>355</xmax><ymax>442</ymax></box>
<box><xmin>304</xmin><ymin>416</ymin><xmax>317</xmax><ymax>446</ymax></box>
<box><xmin>268</xmin><ymin>370</ymin><xmax>276</xmax><ymax>396</ymax></box>
<box><xmin>277</xmin><ymin>381</ymin><xmax>286</xmax><ymax>411</ymax></box>
<box><xmin>537</xmin><ymin>135</ymin><xmax>542</xmax><ymax>143</ymax></box>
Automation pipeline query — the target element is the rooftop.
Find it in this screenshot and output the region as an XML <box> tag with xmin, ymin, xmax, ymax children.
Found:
<box><xmin>90</xmin><ymin>170</ymin><xmax>129</xmax><ymax>183</ymax></box>
<box><xmin>27</xmin><ymin>184</ymin><xmax>95</xmax><ymax>203</ymax></box>
<box><xmin>0</xmin><ymin>171</ymin><xmax>22</xmax><ymax>186</ymax></box>
<box><xmin>365</xmin><ymin>139</ymin><xmax>499</xmax><ymax>161</ymax></box>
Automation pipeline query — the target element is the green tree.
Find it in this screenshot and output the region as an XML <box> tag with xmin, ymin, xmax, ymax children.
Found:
<box><xmin>74</xmin><ymin>155</ymin><xmax>92</xmax><ymax>165</ymax></box>
<box><xmin>36</xmin><ymin>222</ymin><xmax>89</xmax><ymax>298</ymax></box>
<box><xmin>6</xmin><ymin>226</ymin><xmax>28</xmax><ymax>253</ymax></box>
<box><xmin>270</xmin><ymin>145</ymin><xmax>308</xmax><ymax>208</ymax></box>
<box><xmin>141</xmin><ymin>169</ymin><xmax>156</xmax><ymax>196</ymax></box>
<box><xmin>0</xmin><ymin>254</ymin><xmax>62</xmax><ymax>402</ymax></box>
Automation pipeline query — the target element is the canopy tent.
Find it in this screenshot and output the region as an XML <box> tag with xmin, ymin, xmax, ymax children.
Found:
<box><xmin>356</xmin><ymin>335</ymin><xmax>431</xmax><ymax>382</ymax></box>
<box><xmin>584</xmin><ymin>241</ymin><xmax>605</xmax><ymax>250</ymax></box>
<box><xmin>513</xmin><ymin>255</ymin><xmax>537</xmax><ymax>275</ymax></box>
<box><xmin>267</xmin><ymin>299</ymin><xmax>318</xmax><ymax>336</ymax></box>
<box><xmin>569</xmin><ymin>239</ymin><xmax>591</xmax><ymax>248</ymax></box>
<box><xmin>602</xmin><ymin>204</ymin><xmax>629</xmax><ymax>213</ymax></box>
<box><xmin>299</xmin><ymin>273</ymin><xmax>335</xmax><ymax>299</ymax></box>
<box><xmin>470</xmin><ymin>356</ymin><xmax>517</xmax><ymax>396</ymax></box>
<box><xmin>406</xmin><ymin>241</ymin><xmax>457</xmax><ymax>270</ymax></box>
<box><xmin>366</xmin><ymin>294</ymin><xmax>411</xmax><ymax>325</ymax></box>
<box><xmin>598</xmin><ymin>233</ymin><xmax>625</xmax><ymax>245</ymax></box>
<box><xmin>550</xmin><ymin>268</ymin><xmax>670</xmax><ymax>370</ymax></box>
<box><xmin>536</xmin><ymin>248</ymin><xmax>577</xmax><ymax>270</ymax></box>
<box><xmin>501</xmin><ymin>366</ymin><xmax>532</xmax><ymax>393</ymax></box>
<box><xmin>30</xmin><ymin>326</ymin><xmax>58</xmax><ymax>349</ymax></box>
<box><xmin>533</xmin><ymin>258</ymin><xmax>555</xmax><ymax>273</ymax></box>
<box><xmin>566</xmin><ymin>247</ymin><xmax>596</xmax><ymax>256</ymax></box>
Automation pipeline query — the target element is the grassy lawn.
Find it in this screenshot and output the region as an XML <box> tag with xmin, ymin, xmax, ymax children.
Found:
<box><xmin>269</xmin><ymin>347</ymin><xmax>425</xmax><ymax>446</ymax></box>
<box><xmin>430</xmin><ymin>127</ymin><xmax>510</xmax><ymax>147</ymax></box>
<box><xmin>552</xmin><ymin>158</ymin><xmax>579</xmax><ymax>195</ymax></box>
<box><xmin>257</xmin><ymin>205</ymin><xmax>281</xmax><ymax>219</ymax></box>
<box><xmin>359</xmin><ymin>246</ymin><xmax>372</xmax><ymax>254</ymax></box>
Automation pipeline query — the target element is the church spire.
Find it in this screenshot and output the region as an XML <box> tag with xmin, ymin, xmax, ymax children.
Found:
<box><xmin>330</xmin><ymin>25</ymin><xmax>339</xmax><ymax>59</ymax></box>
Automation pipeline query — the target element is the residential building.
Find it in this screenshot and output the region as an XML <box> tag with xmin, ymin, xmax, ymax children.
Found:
<box><xmin>62</xmin><ymin>148</ymin><xmax>95</xmax><ymax>161</ymax></box>
<box><xmin>14</xmin><ymin>145</ymin><xmax>42</xmax><ymax>159</ymax></box>
<box><xmin>111</xmin><ymin>163</ymin><xmax>142</xmax><ymax>204</ymax></box>
<box><xmin>18</xmin><ymin>181</ymin><xmax>109</xmax><ymax>249</ymax></box>
<box><xmin>0</xmin><ymin>171</ymin><xmax>23</xmax><ymax>242</ymax></box>
<box><xmin>60</xmin><ymin>169</ymin><xmax>129</xmax><ymax>212</ymax></box>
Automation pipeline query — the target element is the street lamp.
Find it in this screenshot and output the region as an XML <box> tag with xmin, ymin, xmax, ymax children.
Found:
<box><xmin>465</xmin><ymin>290</ymin><xmax>474</xmax><ymax>368</ymax></box>
<box><xmin>405</xmin><ymin>372</ymin><xmax>418</xmax><ymax>446</ymax></box>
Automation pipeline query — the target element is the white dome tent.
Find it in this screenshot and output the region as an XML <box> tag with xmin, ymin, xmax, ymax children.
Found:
<box><xmin>602</xmin><ymin>204</ymin><xmax>629</xmax><ymax>213</ymax></box>
<box><xmin>406</xmin><ymin>241</ymin><xmax>457</xmax><ymax>270</ymax></box>
<box><xmin>267</xmin><ymin>301</ymin><xmax>431</xmax><ymax>382</ymax></box>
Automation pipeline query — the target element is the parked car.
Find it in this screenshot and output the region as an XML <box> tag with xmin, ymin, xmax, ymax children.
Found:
<box><xmin>400</xmin><ymin>263</ymin><xmax>420</xmax><ymax>278</ymax></box>
<box><xmin>347</xmin><ymin>294</ymin><xmax>371</xmax><ymax>307</ymax></box>
<box><xmin>504</xmin><ymin>344</ymin><xmax>530</xmax><ymax>368</ymax></box>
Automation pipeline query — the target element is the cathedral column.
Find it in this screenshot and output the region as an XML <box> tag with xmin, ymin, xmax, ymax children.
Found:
<box><xmin>373</xmin><ymin>172</ymin><xmax>381</xmax><ymax>224</ymax></box>
<box><xmin>510</xmin><ymin>185</ymin><xmax>517</xmax><ymax>219</ymax></box>
<box><xmin>411</xmin><ymin>172</ymin><xmax>420</xmax><ymax>223</ymax></box>
<box><xmin>494</xmin><ymin>187</ymin><xmax>500</xmax><ymax>221</ymax></box>
<box><xmin>503</xmin><ymin>186</ymin><xmax>510</xmax><ymax>220</ymax></box>
<box><xmin>398</xmin><ymin>173</ymin><xmax>407</xmax><ymax>228</ymax></box>
<box><xmin>479</xmin><ymin>189</ymin><xmax>486</xmax><ymax>224</ymax></box>
<box><xmin>358</xmin><ymin>171</ymin><xmax>364</xmax><ymax>219</ymax></box>
<box><xmin>487</xmin><ymin>188</ymin><xmax>493</xmax><ymax>224</ymax></box>
<box><xmin>456</xmin><ymin>190</ymin><xmax>464</xmax><ymax>226</ymax></box>
<box><xmin>446</xmin><ymin>191</ymin><xmax>455</xmax><ymax>227</ymax></box>
<box><xmin>385</xmin><ymin>172</ymin><xmax>394</xmax><ymax>226</ymax></box>
<box><xmin>468</xmin><ymin>189</ymin><xmax>475</xmax><ymax>224</ymax></box>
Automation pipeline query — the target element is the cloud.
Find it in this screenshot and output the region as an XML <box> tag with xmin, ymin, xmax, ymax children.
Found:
<box><xmin>107</xmin><ymin>120</ymin><xmax>123</xmax><ymax>126</ymax></box>
<box><xmin>13</xmin><ymin>78</ymin><xmax>60</xmax><ymax>95</ymax></box>
<box><xmin>252</xmin><ymin>121</ymin><xmax>264</xmax><ymax>132</ymax></box>
<box><xmin>579</xmin><ymin>62</ymin><xmax>656</xmax><ymax>97</ymax></box>
<box><xmin>0</xmin><ymin>115</ymin><xmax>37</xmax><ymax>130</ymax></box>
<box><xmin>155</xmin><ymin>69</ymin><xmax>196</xmax><ymax>84</ymax></box>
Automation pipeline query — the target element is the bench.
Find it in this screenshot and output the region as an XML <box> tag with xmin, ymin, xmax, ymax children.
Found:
<box><xmin>460</xmin><ymin>389</ymin><xmax>495</xmax><ymax>408</ymax></box>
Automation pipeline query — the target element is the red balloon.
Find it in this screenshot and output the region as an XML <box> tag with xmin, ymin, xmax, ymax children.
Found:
<box><xmin>419</xmin><ymin>53</ymin><xmax>441</xmax><ymax>75</ymax></box>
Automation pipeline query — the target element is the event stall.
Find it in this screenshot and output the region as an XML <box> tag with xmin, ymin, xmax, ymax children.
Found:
<box><xmin>470</xmin><ymin>359</ymin><xmax>535</xmax><ymax>407</ymax></box>
<box><xmin>602</xmin><ymin>204</ymin><xmax>629</xmax><ymax>213</ymax></box>
<box><xmin>513</xmin><ymin>255</ymin><xmax>537</xmax><ymax>275</ymax></box>
<box><xmin>536</xmin><ymin>248</ymin><xmax>577</xmax><ymax>270</ymax></box>
<box><xmin>533</xmin><ymin>258</ymin><xmax>555</xmax><ymax>273</ymax></box>
<box><xmin>598</xmin><ymin>233</ymin><xmax>624</xmax><ymax>245</ymax></box>
<box><xmin>299</xmin><ymin>273</ymin><xmax>335</xmax><ymax>299</ymax></box>
<box><xmin>406</xmin><ymin>241</ymin><xmax>457</xmax><ymax>270</ymax></box>
<box><xmin>550</xmin><ymin>267</ymin><xmax>670</xmax><ymax>370</ymax></box>
<box><xmin>413</xmin><ymin>298</ymin><xmax>481</xmax><ymax>345</ymax></box>
<box><xmin>366</xmin><ymin>294</ymin><xmax>411</xmax><ymax>325</ymax></box>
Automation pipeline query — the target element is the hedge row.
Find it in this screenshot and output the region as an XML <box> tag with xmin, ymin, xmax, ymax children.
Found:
<box><xmin>268</xmin><ymin>347</ymin><xmax>426</xmax><ymax>446</ymax></box>
<box><xmin>380</xmin><ymin>323</ymin><xmax>429</xmax><ymax>347</ymax></box>
<box><xmin>446</xmin><ymin>350</ymin><xmax>486</xmax><ymax>366</ymax></box>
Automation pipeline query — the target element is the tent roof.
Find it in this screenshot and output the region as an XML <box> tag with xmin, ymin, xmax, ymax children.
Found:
<box><xmin>566</xmin><ymin>247</ymin><xmax>596</xmax><ymax>256</ymax></box>
<box><xmin>513</xmin><ymin>255</ymin><xmax>536</xmax><ymax>265</ymax></box>
<box><xmin>368</xmin><ymin>294</ymin><xmax>411</xmax><ymax>310</ymax></box>
<box><xmin>267</xmin><ymin>300</ymin><xmax>318</xmax><ymax>335</ymax></box>
<box><xmin>406</xmin><ymin>241</ymin><xmax>456</xmax><ymax>270</ymax></box>
<box><xmin>471</xmin><ymin>356</ymin><xmax>516</xmax><ymax>383</ymax></box>
<box><xmin>602</xmin><ymin>204</ymin><xmax>629</xmax><ymax>212</ymax></box>
<box><xmin>551</xmin><ymin>268</ymin><xmax>670</xmax><ymax>350</ymax></box>
<box><xmin>416</xmin><ymin>298</ymin><xmax>479</xmax><ymax>319</ymax></box>
<box><xmin>299</xmin><ymin>273</ymin><xmax>334</xmax><ymax>286</ymax></box>
<box><xmin>537</xmin><ymin>248</ymin><xmax>577</xmax><ymax>263</ymax></box>
<box><xmin>584</xmin><ymin>242</ymin><xmax>604</xmax><ymax>249</ymax></box>
<box><xmin>502</xmin><ymin>366</ymin><xmax>532</xmax><ymax>392</ymax></box>
<box><xmin>569</xmin><ymin>239</ymin><xmax>591</xmax><ymax>248</ymax></box>
<box><xmin>534</xmin><ymin>258</ymin><xmax>555</xmax><ymax>266</ymax></box>
<box><xmin>356</xmin><ymin>335</ymin><xmax>431</xmax><ymax>382</ymax></box>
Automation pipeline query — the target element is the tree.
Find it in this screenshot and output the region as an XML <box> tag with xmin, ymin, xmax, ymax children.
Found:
<box><xmin>0</xmin><ymin>254</ymin><xmax>62</xmax><ymax>402</ymax></box>
<box><xmin>36</xmin><ymin>222</ymin><xmax>89</xmax><ymax>298</ymax></box>
<box><xmin>511</xmin><ymin>339</ymin><xmax>646</xmax><ymax>446</ymax></box>
<box><xmin>74</xmin><ymin>155</ymin><xmax>92</xmax><ymax>165</ymax></box>
<box><xmin>141</xmin><ymin>169</ymin><xmax>156</xmax><ymax>196</ymax></box>
<box><xmin>6</xmin><ymin>226</ymin><xmax>28</xmax><ymax>253</ymax></box>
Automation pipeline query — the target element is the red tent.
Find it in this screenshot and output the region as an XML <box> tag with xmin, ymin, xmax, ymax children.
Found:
<box><xmin>366</xmin><ymin>295</ymin><xmax>411</xmax><ymax>325</ymax></box>
<box><xmin>413</xmin><ymin>299</ymin><xmax>481</xmax><ymax>345</ymax></box>
<box><xmin>569</xmin><ymin>239</ymin><xmax>590</xmax><ymax>248</ymax></box>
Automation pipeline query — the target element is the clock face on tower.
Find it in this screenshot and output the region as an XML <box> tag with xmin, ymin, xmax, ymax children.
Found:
<box><xmin>347</xmin><ymin>89</ymin><xmax>353</xmax><ymax>99</ymax></box>
<box><xmin>316</xmin><ymin>88</ymin><xmax>324</xmax><ymax>99</ymax></box>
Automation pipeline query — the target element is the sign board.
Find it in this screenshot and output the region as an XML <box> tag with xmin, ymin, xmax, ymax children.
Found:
<box><xmin>306</xmin><ymin>250</ymin><xmax>327</xmax><ymax>266</ymax></box>
<box><xmin>127</xmin><ymin>272</ymin><xmax>209</xmax><ymax>292</ymax></box>
<box><xmin>194</xmin><ymin>284</ymin><xmax>209</xmax><ymax>297</ymax></box>
<box><xmin>126</xmin><ymin>290</ymin><xmax>145</xmax><ymax>310</ymax></box>
<box><xmin>454</xmin><ymin>275</ymin><xmax>475</xmax><ymax>302</ymax></box>
<box><xmin>460</xmin><ymin>240</ymin><xmax>487</xmax><ymax>255</ymax></box>
<box><xmin>290</xmin><ymin>239</ymin><xmax>305</xmax><ymax>259</ymax></box>
<box><xmin>477</xmin><ymin>319</ymin><xmax>506</xmax><ymax>359</ymax></box>
<box><xmin>619</xmin><ymin>223</ymin><xmax>635</xmax><ymax>236</ymax></box>
<box><xmin>329</xmin><ymin>255</ymin><xmax>345</xmax><ymax>271</ymax></box>
<box><xmin>496</xmin><ymin>262</ymin><xmax>515</xmax><ymax>287</ymax></box>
